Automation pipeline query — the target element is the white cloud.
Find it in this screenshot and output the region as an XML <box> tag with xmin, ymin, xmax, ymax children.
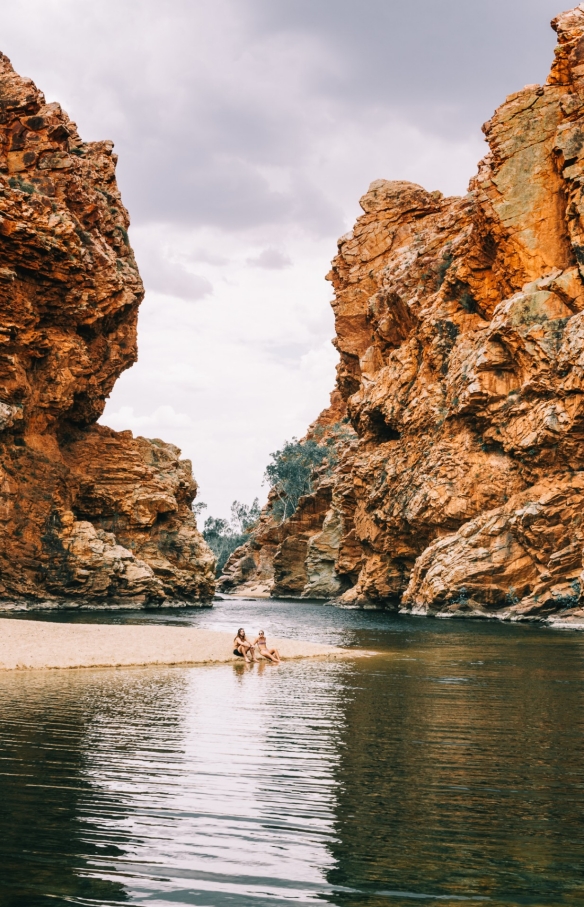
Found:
<box><xmin>246</xmin><ymin>248</ymin><xmax>292</xmax><ymax>270</ymax></box>
<box><xmin>0</xmin><ymin>0</ymin><xmax>564</xmax><ymax>517</ymax></box>
<box><xmin>106</xmin><ymin>405</ymin><xmax>194</xmax><ymax>432</ymax></box>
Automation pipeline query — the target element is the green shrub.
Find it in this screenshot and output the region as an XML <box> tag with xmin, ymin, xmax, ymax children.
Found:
<box><xmin>506</xmin><ymin>586</ymin><xmax>520</xmax><ymax>606</ymax></box>
<box><xmin>196</xmin><ymin>421</ymin><xmax>356</xmax><ymax>573</ymax></box>
<box><xmin>264</xmin><ymin>437</ymin><xmax>328</xmax><ymax>521</ymax></box>
<box><xmin>197</xmin><ymin>499</ymin><xmax>261</xmax><ymax>576</ymax></box>
<box><xmin>435</xmin><ymin>250</ymin><xmax>454</xmax><ymax>288</ymax></box>
<box><xmin>264</xmin><ymin>423</ymin><xmax>355</xmax><ymax>522</ymax></box>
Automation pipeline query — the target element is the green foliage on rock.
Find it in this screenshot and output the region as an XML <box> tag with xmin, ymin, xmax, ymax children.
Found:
<box><xmin>194</xmin><ymin>422</ymin><xmax>355</xmax><ymax>575</ymax></box>
<box><xmin>196</xmin><ymin>499</ymin><xmax>261</xmax><ymax>576</ymax></box>
<box><xmin>264</xmin><ymin>422</ymin><xmax>355</xmax><ymax>522</ymax></box>
<box><xmin>230</xmin><ymin>499</ymin><xmax>262</xmax><ymax>534</ymax></box>
<box><xmin>264</xmin><ymin>438</ymin><xmax>327</xmax><ymax>522</ymax></box>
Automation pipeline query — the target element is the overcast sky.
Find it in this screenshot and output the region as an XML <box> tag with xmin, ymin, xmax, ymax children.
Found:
<box><xmin>2</xmin><ymin>0</ymin><xmax>566</xmax><ymax>518</ymax></box>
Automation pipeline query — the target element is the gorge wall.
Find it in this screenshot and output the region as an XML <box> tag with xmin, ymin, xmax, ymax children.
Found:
<box><xmin>221</xmin><ymin>5</ymin><xmax>584</xmax><ymax>620</ymax></box>
<box><xmin>0</xmin><ymin>54</ymin><xmax>215</xmax><ymax>608</ymax></box>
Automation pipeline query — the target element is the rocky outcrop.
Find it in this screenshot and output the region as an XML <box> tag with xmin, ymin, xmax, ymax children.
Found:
<box><xmin>0</xmin><ymin>54</ymin><xmax>215</xmax><ymax>608</ymax></box>
<box><xmin>219</xmin><ymin>392</ymin><xmax>350</xmax><ymax>599</ymax></box>
<box><xmin>221</xmin><ymin>5</ymin><xmax>584</xmax><ymax>620</ymax></box>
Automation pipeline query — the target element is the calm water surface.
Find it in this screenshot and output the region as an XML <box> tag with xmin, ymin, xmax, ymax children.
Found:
<box><xmin>1</xmin><ymin>600</ymin><xmax>584</xmax><ymax>906</ymax></box>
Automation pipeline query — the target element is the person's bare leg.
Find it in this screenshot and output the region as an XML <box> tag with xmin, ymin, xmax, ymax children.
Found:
<box><xmin>237</xmin><ymin>643</ymin><xmax>253</xmax><ymax>662</ymax></box>
<box><xmin>246</xmin><ymin>643</ymin><xmax>258</xmax><ymax>663</ymax></box>
<box><xmin>246</xmin><ymin>644</ymin><xmax>257</xmax><ymax>663</ymax></box>
<box><xmin>260</xmin><ymin>648</ymin><xmax>278</xmax><ymax>663</ymax></box>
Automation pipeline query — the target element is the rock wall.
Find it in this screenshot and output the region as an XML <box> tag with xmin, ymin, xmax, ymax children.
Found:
<box><xmin>0</xmin><ymin>54</ymin><xmax>215</xmax><ymax>608</ymax></box>
<box><xmin>219</xmin><ymin>391</ymin><xmax>349</xmax><ymax>599</ymax></box>
<box><xmin>221</xmin><ymin>5</ymin><xmax>584</xmax><ymax>620</ymax></box>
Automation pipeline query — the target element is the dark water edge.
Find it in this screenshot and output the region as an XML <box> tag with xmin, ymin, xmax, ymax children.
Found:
<box><xmin>1</xmin><ymin>600</ymin><xmax>584</xmax><ymax>906</ymax></box>
<box><xmin>1</xmin><ymin>593</ymin><xmax>580</xmax><ymax>633</ymax></box>
<box><xmin>0</xmin><ymin>598</ymin><xmax>214</xmax><ymax>612</ymax></box>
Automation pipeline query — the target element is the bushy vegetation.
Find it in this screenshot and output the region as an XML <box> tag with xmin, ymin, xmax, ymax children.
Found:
<box><xmin>194</xmin><ymin>499</ymin><xmax>261</xmax><ymax>576</ymax></box>
<box><xmin>264</xmin><ymin>437</ymin><xmax>328</xmax><ymax>521</ymax></box>
<box><xmin>264</xmin><ymin>422</ymin><xmax>355</xmax><ymax>522</ymax></box>
<box><xmin>194</xmin><ymin>422</ymin><xmax>355</xmax><ymax>575</ymax></box>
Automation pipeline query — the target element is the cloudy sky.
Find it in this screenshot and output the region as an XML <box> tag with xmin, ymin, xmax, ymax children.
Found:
<box><xmin>2</xmin><ymin>0</ymin><xmax>565</xmax><ymax>518</ymax></box>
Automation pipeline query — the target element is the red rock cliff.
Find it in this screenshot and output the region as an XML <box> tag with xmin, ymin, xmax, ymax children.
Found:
<box><xmin>221</xmin><ymin>5</ymin><xmax>584</xmax><ymax>620</ymax></box>
<box><xmin>0</xmin><ymin>54</ymin><xmax>215</xmax><ymax>607</ymax></box>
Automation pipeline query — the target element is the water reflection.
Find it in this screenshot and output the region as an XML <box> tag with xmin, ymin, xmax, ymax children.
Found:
<box><xmin>1</xmin><ymin>606</ymin><xmax>584</xmax><ymax>906</ymax></box>
<box><xmin>327</xmin><ymin>631</ymin><xmax>584</xmax><ymax>906</ymax></box>
<box><xmin>86</xmin><ymin>660</ymin><xmax>346</xmax><ymax>905</ymax></box>
<box><xmin>0</xmin><ymin>669</ymin><xmax>136</xmax><ymax>904</ymax></box>
<box><xmin>0</xmin><ymin>656</ymin><xmax>348</xmax><ymax>905</ymax></box>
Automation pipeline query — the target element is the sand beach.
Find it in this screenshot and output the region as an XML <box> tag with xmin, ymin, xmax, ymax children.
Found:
<box><xmin>0</xmin><ymin>618</ymin><xmax>351</xmax><ymax>671</ymax></box>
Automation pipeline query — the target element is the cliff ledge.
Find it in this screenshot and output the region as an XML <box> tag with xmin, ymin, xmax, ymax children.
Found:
<box><xmin>0</xmin><ymin>54</ymin><xmax>215</xmax><ymax>608</ymax></box>
<box><xmin>221</xmin><ymin>5</ymin><xmax>584</xmax><ymax>621</ymax></box>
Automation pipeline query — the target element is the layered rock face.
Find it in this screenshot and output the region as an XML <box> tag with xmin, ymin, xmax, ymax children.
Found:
<box><xmin>0</xmin><ymin>54</ymin><xmax>215</xmax><ymax>607</ymax></box>
<box><xmin>222</xmin><ymin>6</ymin><xmax>584</xmax><ymax>619</ymax></box>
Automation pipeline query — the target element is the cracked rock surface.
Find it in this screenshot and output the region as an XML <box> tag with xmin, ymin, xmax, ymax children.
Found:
<box><xmin>221</xmin><ymin>5</ymin><xmax>584</xmax><ymax>621</ymax></box>
<box><xmin>0</xmin><ymin>53</ymin><xmax>215</xmax><ymax>608</ymax></box>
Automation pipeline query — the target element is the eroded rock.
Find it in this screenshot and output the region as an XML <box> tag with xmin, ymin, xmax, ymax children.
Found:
<box><xmin>0</xmin><ymin>54</ymin><xmax>215</xmax><ymax>607</ymax></box>
<box><xmin>221</xmin><ymin>6</ymin><xmax>584</xmax><ymax>619</ymax></box>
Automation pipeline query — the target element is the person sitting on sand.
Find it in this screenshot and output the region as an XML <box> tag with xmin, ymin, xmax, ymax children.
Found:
<box><xmin>253</xmin><ymin>630</ymin><xmax>280</xmax><ymax>664</ymax></box>
<box><xmin>234</xmin><ymin>628</ymin><xmax>256</xmax><ymax>662</ymax></box>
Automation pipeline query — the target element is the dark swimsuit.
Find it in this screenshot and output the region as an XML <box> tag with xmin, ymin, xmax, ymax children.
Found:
<box><xmin>234</xmin><ymin>638</ymin><xmax>247</xmax><ymax>657</ymax></box>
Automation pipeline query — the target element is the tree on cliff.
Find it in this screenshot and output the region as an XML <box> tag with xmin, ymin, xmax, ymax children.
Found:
<box><xmin>264</xmin><ymin>438</ymin><xmax>328</xmax><ymax>521</ymax></box>
<box><xmin>264</xmin><ymin>425</ymin><xmax>354</xmax><ymax>522</ymax></box>
<box><xmin>199</xmin><ymin>499</ymin><xmax>261</xmax><ymax>575</ymax></box>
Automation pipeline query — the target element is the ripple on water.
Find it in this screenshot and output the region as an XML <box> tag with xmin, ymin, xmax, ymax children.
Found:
<box><xmin>1</xmin><ymin>600</ymin><xmax>584</xmax><ymax>906</ymax></box>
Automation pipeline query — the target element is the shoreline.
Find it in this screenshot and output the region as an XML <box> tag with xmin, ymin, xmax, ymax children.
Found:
<box><xmin>0</xmin><ymin>618</ymin><xmax>358</xmax><ymax>672</ymax></box>
<box><xmin>219</xmin><ymin>593</ymin><xmax>584</xmax><ymax>630</ymax></box>
<box><xmin>0</xmin><ymin>599</ymin><xmax>214</xmax><ymax>612</ymax></box>
<box><xmin>1</xmin><ymin>597</ymin><xmax>583</xmax><ymax>634</ymax></box>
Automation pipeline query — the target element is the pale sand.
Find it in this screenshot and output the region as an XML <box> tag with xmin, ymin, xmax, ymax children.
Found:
<box><xmin>0</xmin><ymin>618</ymin><xmax>354</xmax><ymax>671</ymax></box>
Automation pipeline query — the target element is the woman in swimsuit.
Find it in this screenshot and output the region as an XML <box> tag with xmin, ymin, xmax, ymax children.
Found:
<box><xmin>233</xmin><ymin>628</ymin><xmax>256</xmax><ymax>662</ymax></box>
<box><xmin>253</xmin><ymin>630</ymin><xmax>280</xmax><ymax>664</ymax></box>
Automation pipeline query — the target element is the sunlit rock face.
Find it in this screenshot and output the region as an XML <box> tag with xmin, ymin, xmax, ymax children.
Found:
<box><xmin>0</xmin><ymin>53</ymin><xmax>215</xmax><ymax>607</ymax></box>
<box><xmin>222</xmin><ymin>6</ymin><xmax>584</xmax><ymax>619</ymax></box>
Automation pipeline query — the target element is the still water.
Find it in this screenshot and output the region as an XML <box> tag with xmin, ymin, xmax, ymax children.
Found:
<box><xmin>1</xmin><ymin>599</ymin><xmax>584</xmax><ymax>906</ymax></box>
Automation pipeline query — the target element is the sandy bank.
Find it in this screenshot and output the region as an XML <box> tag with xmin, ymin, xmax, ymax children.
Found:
<box><xmin>0</xmin><ymin>619</ymin><xmax>354</xmax><ymax>671</ymax></box>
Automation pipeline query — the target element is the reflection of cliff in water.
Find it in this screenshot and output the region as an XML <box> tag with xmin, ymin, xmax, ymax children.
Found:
<box><xmin>0</xmin><ymin>668</ymin><xmax>187</xmax><ymax>905</ymax></box>
<box><xmin>326</xmin><ymin>626</ymin><xmax>584</xmax><ymax>905</ymax></box>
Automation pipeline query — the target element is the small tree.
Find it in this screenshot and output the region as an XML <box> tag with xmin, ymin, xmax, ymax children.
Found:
<box><xmin>231</xmin><ymin>498</ymin><xmax>261</xmax><ymax>534</ymax></box>
<box><xmin>264</xmin><ymin>437</ymin><xmax>328</xmax><ymax>521</ymax></box>
<box><xmin>201</xmin><ymin>499</ymin><xmax>261</xmax><ymax>576</ymax></box>
<box><xmin>263</xmin><ymin>424</ymin><xmax>356</xmax><ymax>523</ymax></box>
